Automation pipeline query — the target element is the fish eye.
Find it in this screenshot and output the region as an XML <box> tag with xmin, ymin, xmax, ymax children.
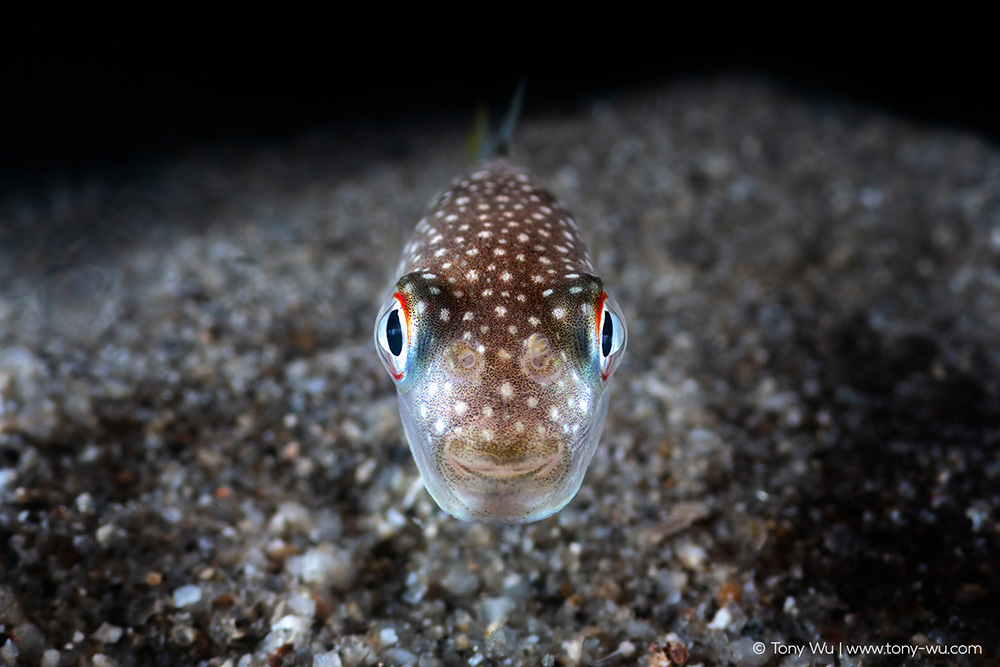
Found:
<box><xmin>375</xmin><ymin>291</ymin><xmax>410</xmax><ymax>380</ymax></box>
<box><xmin>596</xmin><ymin>291</ymin><xmax>626</xmax><ymax>381</ymax></box>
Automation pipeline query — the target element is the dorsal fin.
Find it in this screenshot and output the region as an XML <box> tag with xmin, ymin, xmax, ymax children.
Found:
<box><xmin>468</xmin><ymin>80</ymin><xmax>527</xmax><ymax>162</ymax></box>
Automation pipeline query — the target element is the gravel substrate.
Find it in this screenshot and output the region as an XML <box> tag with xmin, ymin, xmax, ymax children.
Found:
<box><xmin>1</xmin><ymin>79</ymin><xmax>998</xmax><ymax>666</ymax></box>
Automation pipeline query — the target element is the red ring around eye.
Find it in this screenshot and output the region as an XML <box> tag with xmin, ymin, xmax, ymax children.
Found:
<box><xmin>388</xmin><ymin>291</ymin><xmax>410</xmax><ymax>380</ymax></box>
<box><xmin>595</xmin><ymin>292</ymin><xmax>612</xmax><ymax>381</ymax></box>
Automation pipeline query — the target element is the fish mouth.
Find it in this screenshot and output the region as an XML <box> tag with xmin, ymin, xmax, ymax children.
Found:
<box><xmin>434</xmin><ymin>437</ymin><xmax>574</xmax><ymax>523</ymax></box>
<box><xmin>443</xmin><ymin>436</ymin><xmax>565</xmax><ymax>481</ymax></box>
<box><xmin>445</xmin><ymin>449</ymin><xmax>563</xmax><ymax>481</ymax></box>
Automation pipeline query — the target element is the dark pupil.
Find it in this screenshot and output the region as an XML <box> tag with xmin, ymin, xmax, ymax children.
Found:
<box><xmin>386</xmin><ymin>310</ymin><xmax>403</xmax><ymax>356</ymax></box>
<box><xmin>601</xmin><ymin>311</ymin><xmax>613</xmax><ymax>357</ymax></box>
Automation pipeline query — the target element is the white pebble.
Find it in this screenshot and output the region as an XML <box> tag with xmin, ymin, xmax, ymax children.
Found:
<box><xmin>172</xmin><ymin>584</ymin><xmax>202</xmax><ymax>608</ymax></box>
<box><xmin>379</xmin><ymin>627</ymin><xmax>398</xmax><ymax>646</ymax></box>
<box><xmin>674</xmin><ymin>536</ymin><xmax>707</xmax><ymax>570</ymax></box>
<box><xmin>0</xmin><ymin>469</ymin><xmax>16</xmax><ymax>498</ymax></box>
<box><xmin>479</xmin><ymin>597</ymin><xmax>516</xmax><ymax>626</ymax></box>
<box><xmin>285</xmin><ymin>544</ymin><xmax>354</xmax><ymax>590</ymax></box>
<box><xmin>267</xmin><ymin>501</ymin><xmax>313</xmax><ymax>536</ymax></box>
<box><xmin>91</xmin><ymin>622</ymin><xmax>124</xmax><ymax>644</ymax></box>
<box><xmin>261</xmin><ymin>615</ymin><xmax>311</xmax><ymax>653</ymax></box>
<box><xmin>708</xmin><ymin>606</ymin><xmax>733</xmax><ymax>630</ymax></box>
<box><xmin>287</xmin><ymin>593</ymin><xmax>316</xmax><ymax>619</ymax></box>
<box><xmin>312</xmin><ymin>651</ymin><xmax>344</xmax><ymax>667</ymax></box>
<box><xmin>41</xmin><ymin>649</ymin><xmax>61</xmax><ymax>667</ymax></box>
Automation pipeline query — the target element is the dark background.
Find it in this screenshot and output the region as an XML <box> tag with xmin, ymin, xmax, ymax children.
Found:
<box><xmin>2</xmin><ymin>9</ymin><xmax>998</xmax><ymax>186</ymax></box>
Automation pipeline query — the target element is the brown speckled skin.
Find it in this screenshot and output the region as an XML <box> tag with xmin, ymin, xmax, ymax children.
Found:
<box><xmin>377</xmin><ymin>158</ymin><xmax>625</xmax><ymax>523</ymax></box>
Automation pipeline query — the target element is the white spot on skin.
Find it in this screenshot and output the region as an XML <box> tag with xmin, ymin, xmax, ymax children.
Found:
<box><xmin>439</xmin><ymin>308</ymin><xmax>450</xmax><ymax>322</ymax></box>
<box><xmin>527</xmin><ymin>396</ymin><xmax>538</xmax><ymax>409</ymax></box>
<box><xmin>454</xmin><ymin>401</ymin><xmax>468</xmax><ymax>416</ymax></box>
<box><xmin>495</xmin><ymin>306</ymin><xmax>507</xmax><ymax>317</ymax></box>
<box><xmin>466</xmin><ymin>270</ymin><xmax>478</xmax><ymax>281</ymax></box>
<box><xmin>552</xmin><ymin>307</ymin><xmax>566</xmax><ymax>319</ymax></box>
<box><xmin>481</xmin><ymin>429</ymin><xmax>494</xmax><ymax>442</ymax></box>
<box><xmin>499</xmin><ymin>382</ymin><xmax>514</xmax><ymax>400</ymax></box>
<box><xmin>514</xmin><ymin>421</ymin><xmax>524</xmax><ymax>433</ymax></box>
<box><xmin>435</xmin><ymin>419</ymin><xmax>446</xmax><ymax>434</ymax></box>
<box><xmin>549</xmin><ymin>406</ymin><xmax>560</xmax><ymax>421</ymax></box>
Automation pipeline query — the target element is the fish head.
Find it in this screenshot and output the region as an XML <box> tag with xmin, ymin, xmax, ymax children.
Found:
<box><xmin>374</xmin><ymin>270</ymin><xmax>626</xmax><ymax>523</ymax></box>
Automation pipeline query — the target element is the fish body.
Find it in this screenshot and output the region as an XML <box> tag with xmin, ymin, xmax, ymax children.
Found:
<box><xmin>375</xmin><ymin>158</ymin><xmax>626</xmax><ymax>523</ymax></box>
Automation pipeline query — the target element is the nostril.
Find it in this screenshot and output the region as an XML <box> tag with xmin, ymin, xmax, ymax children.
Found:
<box><xmin>521</xmin><ymin>333</ymin><xmax>561</xmax><ymax>385</ymax></box>
<box><xmin>446</xmin><ymin>340</ymin><xmax>481</xmax><ymax>375</ymax></box>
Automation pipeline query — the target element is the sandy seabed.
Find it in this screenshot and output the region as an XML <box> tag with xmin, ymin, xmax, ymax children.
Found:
<box><xmin>1</xmin><ymin>79</ymin><xmax>998</xmax><ymax>666</ymax></box>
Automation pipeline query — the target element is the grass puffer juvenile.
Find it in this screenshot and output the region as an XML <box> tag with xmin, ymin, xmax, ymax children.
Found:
<box><xmin>375</xmin><ymin>158</ymin><xmax>626</xmax><ymax>523</ymax></box>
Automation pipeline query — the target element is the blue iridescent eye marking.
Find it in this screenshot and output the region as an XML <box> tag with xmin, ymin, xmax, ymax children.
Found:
<box><xmin>374</xmin><ymin>159</ymin><xmax>627</xmax><ymax>523</ymax></box>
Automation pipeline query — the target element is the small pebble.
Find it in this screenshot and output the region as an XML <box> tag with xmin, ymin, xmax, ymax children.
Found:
<box><xmin>261</xmin><ymin>615</ymin><xmax>310</xmax><ymax>652</ymax></box>
<box><xmin>1</xmin><ymin>639</ymin><xmax>19</xmax><ymax>664</ymax></box>
<box><xmin>707</xmin><ymin>606</ymin><xmax>733</xmax><ymax>631</ymax></box>
<box><xmin>173</xmin><ymin>584</ymin><xmax>202</xmax><ymax>608</ymax></box>
<box><xmin>286</xmin><ymin>592</ymin><xmax>316</xmax><ymax>619</ymax></box>
<box><xmin>91</xmin><ymin>622</ymin><xmax>124</xmax><ymax>644</ymax></box>
<box><xmin>285</xmin><ymin>544</ymin><xmax>354</xmax><ymax>590</ymax></box>
<box><xmin>383</xmin><ymin>648</ymin><xmax>418</xmax><ymax>666</ymax></box>
<box><xmin>313</xmin><ymin>651</ymin><xmax>344</xmax><ymax>667</ymax></box>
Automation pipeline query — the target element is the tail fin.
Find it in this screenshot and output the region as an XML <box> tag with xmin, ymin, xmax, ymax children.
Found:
<box><xmin>467</xmin><ymin>80</ymin><xmax>527</xmax><ymax>162</ymax></box>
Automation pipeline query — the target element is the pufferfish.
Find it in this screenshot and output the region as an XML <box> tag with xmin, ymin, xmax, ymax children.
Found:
<box><xmin>374</xmin><ymin>157</ymin><xmax>626</xmax><ymax>523</ymax></box>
